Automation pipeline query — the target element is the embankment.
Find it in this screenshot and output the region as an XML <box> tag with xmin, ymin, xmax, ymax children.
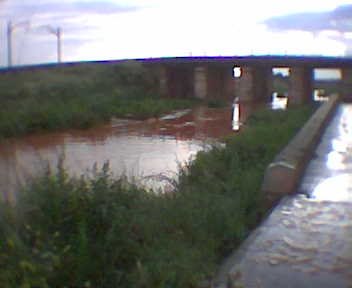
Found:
<box><xmin>261</xmin><ymin>94</ymin><xmax>340</xmax><ymax>206</ymax></box>
<box><xmin>213</xmin><ymin>94</ymin><xmax>340</xmax><ymax>288</ymax></box>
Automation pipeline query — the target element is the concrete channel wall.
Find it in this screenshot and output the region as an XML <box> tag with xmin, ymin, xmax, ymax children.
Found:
<box><xmin>212</xmin><ymin>94</ymin><xmax>340</xmax><ymax>288</ymax></box>
<box><xmin>261</xmin><ymin>94</ymin><xmax>340</xmax><ymax>207</ymax></box>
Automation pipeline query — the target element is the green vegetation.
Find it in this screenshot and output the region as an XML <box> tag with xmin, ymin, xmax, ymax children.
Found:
<box><xmin>0</xmin><ymin>61</ymin><xmax>195</xmax><ymax>139</ymax></box>
<box><xmin>273</xmin><ymin>74</ymin><xmax>342</xmax><ymax>97</ymax></box>
<box><xmin>0</xmin><ymin>105</ymin><xmax>314</xmax><ymax>288</ymax></box>
<box><xmin>314</xmin><ymin>80</ymin><xmax>341</xmax><ymax>96</ymax></box>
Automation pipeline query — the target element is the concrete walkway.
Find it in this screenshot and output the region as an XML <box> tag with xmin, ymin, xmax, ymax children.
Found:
<box><xmin>214</xmin><ymin>103</ymin><xmax>352</xmax><ymax>288</ymax></box>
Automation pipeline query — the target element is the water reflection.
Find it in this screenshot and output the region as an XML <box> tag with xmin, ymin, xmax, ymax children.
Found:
<box><xmin>326</xmin><ymin>151</ymin><xmax>345</xmax><ymax>170</ymax></box>
<box><xmin>231</xmin><ymin>94</ymin><xmax>288</xmax><ymax>132</ymax></box>
<box><xmin>232</xmin><ymin>103</ymin><xmax>240</xmax><ymax>131</ymax></box>
<box><xmin>307</xmin><ymin>104</ymin><xmax>352</xmax><ymax>202</ymax></box>
<box><xmin>312</xmin><ymin>174</ymin><xmax>352</xmax><ymax>202</ymax></box>
<box><xmin>332</xmin><ymin>138</ymin><xmax>348</xmax><ymax>153</ymax></box>
<box><xmin>271</xmin><ymin>92</ymin><xmax>288</xmax><ymax>110</ymax></box>
<box><xmin>313</xmin><ymin>89</ymin><xmax>330</xmax><ymax>102</ymax></box>
<box><xmin>0</xmin><ymin>106</ymin><xmax>235</xmax><ymax>201</ymax></box>
<box><xmin>0</xmin><ymin>97</ymin><xmax>289</xmax><ymax>201</ymax></box>
<box><xmin>232</xmin><ymin>97</ymin><xmax>280</xmax><ymax>132</ymax></box>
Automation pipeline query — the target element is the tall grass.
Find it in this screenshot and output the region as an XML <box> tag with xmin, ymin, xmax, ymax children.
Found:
<box><xmin>0</xmin><ymin>61</ymin><xmax>195</xmax><ymax>139</ymax></box>
<box><xmin>0</xmin><ymin>106</ymin><xmax>314</xmax><ymax>287</ymax></box>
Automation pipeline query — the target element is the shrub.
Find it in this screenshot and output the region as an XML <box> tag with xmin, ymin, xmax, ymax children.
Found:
<box><xmin>0</xmin><ymin>105</ymin><xmax>314</xmax><ymax>287</ymax></box>
<box><xmin>0</xmin><ymin>62</ymin><xmax>195</xmax><ymax>139</ymax></box>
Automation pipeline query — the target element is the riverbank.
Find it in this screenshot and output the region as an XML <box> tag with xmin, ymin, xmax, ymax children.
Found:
<box><xmin>0</xmin><ymin>61</ymin><xmax>195</xmax><ymax>139</ymax></box>
<box><xmin>214</xmin><ymin>101</ymin><xmax>349</xmax><ymax>288</ymax></box>
<box><xmin>0</xmin><ymin>106</ymin><xmax>234</xmax><ymax>203</ymax></box>
<box><xmin>0</xmin><ymin>105</ymin><xmax>314</xmax><ymax>287</ymax></box>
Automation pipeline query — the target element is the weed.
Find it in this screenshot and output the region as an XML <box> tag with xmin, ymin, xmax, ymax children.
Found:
<box><xmin>0</xmin><ymin>105</ymin><xmax>314</xmax><ymax>287</ymax></box>
<box><xmin>0</xmin><ymin>61</ymin><xmax>195</xmax><ymax>139</ymax></box>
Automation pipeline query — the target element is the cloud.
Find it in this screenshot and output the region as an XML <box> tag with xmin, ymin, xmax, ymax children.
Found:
<box><xmin>0</xmin><ymin>0</ymin><xmax>141</xmax><ymax>41</ymax></box>
<box><xmin>264</xmin><ymin>4</ymin><xmax>352</xmax><ymax>33</ymax></box>
<box><xmin>72</xmin><ymin>1</ymin><xmax>138</xmax><ymax>14</ymax></box>
<box><xmin>0</xmin><ymin>1</ymin><xmax>139</xmax><ymax>20</ymax></box>
<box><xmin>38</xmin><ymin>1</ymin><xmax>138</xmax><ymax>16</ymax></box>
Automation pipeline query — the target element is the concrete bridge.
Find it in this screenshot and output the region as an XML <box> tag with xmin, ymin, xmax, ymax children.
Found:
<box><xmin>139</xmin><ymin>56</ymin><xmax>352</xmax><ymax>105</ymax></box>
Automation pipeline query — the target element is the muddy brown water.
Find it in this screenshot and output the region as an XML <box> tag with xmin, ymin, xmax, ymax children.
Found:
<box><xmin>0</xmin><ymin>98</ymin><xmax>287</xmax><ymax>202</ymax></box>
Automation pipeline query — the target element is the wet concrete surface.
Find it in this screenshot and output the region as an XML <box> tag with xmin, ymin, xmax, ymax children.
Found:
<box><xmin>216</xmin><ymin>104</ymin><xmax>352</xmax><ymax>288</ymax></box>
<box><xmin>302</xmin><ymin>104</ymin><xmax>352</xmax><ymax>201</ymax></box>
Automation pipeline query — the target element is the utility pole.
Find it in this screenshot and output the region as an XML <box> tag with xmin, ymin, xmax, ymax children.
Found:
<box><xmin>56</xmin><ymin>27</ymin><xmax>62</xmax><ymax>63</ymax></box>
<box><xmin>7</xmin><ymin>20</ymin><xmax>30</xmax><ymax>67</ymax></box>
<box><xmin>7</xmin><ymin>21</ymin><xmax>12</xmax><ymax>67</ymax></box>
<box><xmin>42</xmin><ymin>25</ymin><xmax>62</xmax><ymax>63</ymax></box>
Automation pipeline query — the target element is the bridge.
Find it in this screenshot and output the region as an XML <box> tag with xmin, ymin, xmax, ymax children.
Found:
<box><xmin>139</xmin><ymin>55</ymin><xmax>352</xmax><ymax>105</ymax></box>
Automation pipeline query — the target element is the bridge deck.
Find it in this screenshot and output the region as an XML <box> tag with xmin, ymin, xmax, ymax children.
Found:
<box><xmin>139</xmin><ymin>55</ymin><xmax>352</xmax><ymax>68</ymax></box>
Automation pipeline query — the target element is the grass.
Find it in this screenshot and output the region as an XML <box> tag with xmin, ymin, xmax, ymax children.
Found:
<box><xmin>0</xmin><ymin>105</ymin><xmax>315</xmax><ymax>288</ymax></box>
<box><xmin>0</xmin><ymin>61</ymin><xmax>195</xmax><ymax>139</ymax></box>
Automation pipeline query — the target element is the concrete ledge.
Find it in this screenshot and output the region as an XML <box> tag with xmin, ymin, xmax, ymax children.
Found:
<box><xmin>212</xmin><ymin>95</ymin><xmax>340</xmax><ymax>288</ymax></box>
<box><xmin>261</xmin><ymin>94</ymin><xmax>340</xmax><ymax>206</ymax></box>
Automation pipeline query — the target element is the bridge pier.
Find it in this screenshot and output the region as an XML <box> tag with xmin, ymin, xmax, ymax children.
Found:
<box><xmin>288</xmin><ymin>67</ymin><xmax>313</xmax><ymax>105</ymax></box>
<box><xmin>341</xmin><ymin>68</ymin><xmax>352</xmax><ymax>101</ymax></box>
<box><xmin>159</xmin><ymin>64</ymin><xmax>235</xmax><ymax>100</ymax></box>
<box><xmin>194</xmin><ymin>66</ymin><xmax>207</xmax><ymax>99</ymax></box>
<box><xmin>194</xmin><ymin>65</ymin><xmax>235</xmax><ymax>101</ymax></box>
<box><xmin>159</xmin><ymin>66</ymin><xmax>168</xmax><ymax>97</ymax></box>
<box><xmin>235</xmin><ymin>66</ymin><xmax>272</xmax><ymax>103</ymax></box>
<box><xmin>158</xmin><ymin>65</ymin><xmax>194</xmax><ymax>98</ymax></box>
<box><xmin>207</xmin><ymin>65</ymin><xmax>235</xmax><ymax>101</ymax></box>
<box><xmin>158</xmin><ymin>64</ymin><xmax>235</xmax><ymax>101</ymax></box>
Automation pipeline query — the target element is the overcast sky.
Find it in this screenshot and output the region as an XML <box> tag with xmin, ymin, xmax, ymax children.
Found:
<box><xmin>0</xmin><ymin>0</ymin><xmax>352</xmax><ymax>66</ymax></box>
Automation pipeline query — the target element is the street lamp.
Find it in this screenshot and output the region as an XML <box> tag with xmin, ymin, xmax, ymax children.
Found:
<box><xmin>7</xmin><ymin>20</ymin><xmax>30</xmax><ymax>67</ymax></box>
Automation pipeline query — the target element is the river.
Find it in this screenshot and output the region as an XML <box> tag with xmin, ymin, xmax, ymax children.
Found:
<box><xmin>0</xmin><ymin>96</ymin><xmax>287</xmax><ymax>202</ymax></box>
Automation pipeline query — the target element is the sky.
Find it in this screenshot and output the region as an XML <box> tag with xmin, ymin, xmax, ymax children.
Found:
<box><xmin>0</xmin><ymin>0</ymin><xmax>352</xmax><ymax>67</ymax></box>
